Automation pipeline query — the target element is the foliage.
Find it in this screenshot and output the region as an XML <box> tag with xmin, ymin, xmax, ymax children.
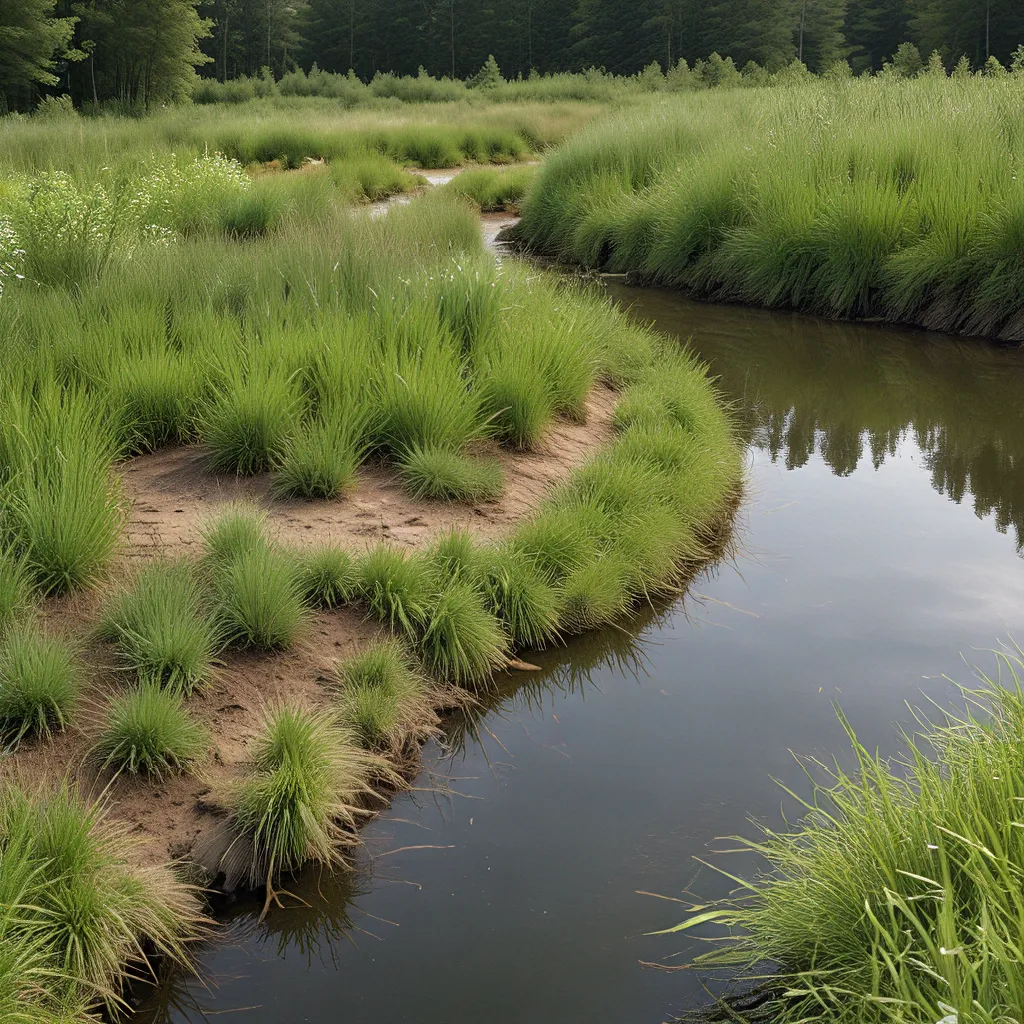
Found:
<box><xmin>98</xmin><ymin>560</ymin><xmax>218</xmax><ymax>693</ymax></box>
<box><xmin>398</xmin><ymin>444</ymin><xmax>504</xmax><ymax>502</ymax></box>
<box><xmin>90</xmin><ymin>682</ymin><xmax>208</xmax><ymax>778</ymax></box>
<box><xmin>0</xmin><ymin>619</ymin><xmax>77</xmax><ymax>746</ymax></box>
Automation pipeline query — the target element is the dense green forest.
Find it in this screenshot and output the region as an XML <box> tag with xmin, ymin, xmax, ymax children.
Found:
<box><xmin>2</xmin><ymin>0</ymin><xmax>1023</xmax><ymax>109</ymax></box>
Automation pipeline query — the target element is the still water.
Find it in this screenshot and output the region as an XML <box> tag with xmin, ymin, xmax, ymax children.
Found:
<box><xmin>135</xmin><ymin>289</ymin><xmax>1024</xmax><ymax>1024</ymax></box>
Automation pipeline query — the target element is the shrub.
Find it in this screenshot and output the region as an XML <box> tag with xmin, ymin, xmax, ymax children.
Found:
<box><xmin>90</xmin><ymin>683</ymin><xmax>208</xmax><ymax>779</ymax></box>
<box><xmin>334</xmin><ymin>638</ymin><xmax>436</xmax><ymax>748</ymax></box>
<box><xmin>292</xmin><ymin>545</ymin><xmax>358</xmax><ymax>608</ymax></box>
<box><xmin>0</xmin><ymin>621</ymin><xmax>78</xmax><ymax>746</ymax></box>
<box><xmin>99</xmin><ymin>561</ymin><xmax>218</xmax><ymax>693</ymax></box>
<box><xmin>229</xmin><ymin>705</ymin><xmax>387</xmax><ymax>884</ymax></box>
<box><xmin>397</xmin><ymin>444</ymin><xmax>503</xmax><ymax>502</ymax></box>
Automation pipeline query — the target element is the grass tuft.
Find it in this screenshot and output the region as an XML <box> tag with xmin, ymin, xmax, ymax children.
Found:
<box><xmin>418</xmin><ymin>578</ymin><xmax>508</xmax><ymax>684</ymax></box>
<box><xmin>292</xmin><ymin>545</ymin><xmax>359</xmax><ymax>608</ymax></box>
<box><xmin>99</xmin><ymin>560</ymin><xmax>218</xmax><ymax>693</ymax></box>
<box><xmin>89</xmin><ymin>683</ymin><xmax>208</xmax><ymax>779</ymax></box>
<box><xmin>199</xmin><ymin>502</ymin><xmax>270</xmax><ymax>567</ymax></box>
<box><xmin>357</xmin><ymin>546</ymin><xmax>433</xmax><ymax>635</ymax></box>
<box><xmin>334</xmin><ymin>638</ymin><xmax>437</xmax><ymax>749</ymax></box>
<box><xmin>398</xmin><ymin>444</ymin><xmax>503</xmax><ymax>502</ymax></box>
<box><xmin>229</xmin><ymin>704</ymin><xmax>388</xmax><ymax>885</ymax></box>
<box><xmin>213</xmin><ymin>542</ymin><xmax>306</xmax><ymax>651</ymax></box>
<box><xmin>0</xmin><ymin>621</ymin><xmax>78</xmax><ymax>747</ymax></box>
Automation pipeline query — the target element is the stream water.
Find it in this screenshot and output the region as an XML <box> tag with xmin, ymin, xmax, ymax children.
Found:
<box><xmin>134</xmin><ymin>287</ymin><xmax>1024</xmax><ymax>1024</ymax></box>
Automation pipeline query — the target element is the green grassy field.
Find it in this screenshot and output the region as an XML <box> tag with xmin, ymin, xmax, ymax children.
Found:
<box><xmin>515</xmin><ymin>75</ymin><xmax>1024</xmax><ymax>341</ymax></box>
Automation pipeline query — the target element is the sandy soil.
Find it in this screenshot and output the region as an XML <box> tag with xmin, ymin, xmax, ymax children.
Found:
<box><xmin>3</xmin><ymin>388</ymin><xmax>617</xmax><ymax>872</ymax></box>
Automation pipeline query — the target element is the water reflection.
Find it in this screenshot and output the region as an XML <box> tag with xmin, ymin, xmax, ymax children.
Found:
<box><xmin>607</xmin><ymin>285</ymin><xmax>1024</xmax><ymax>550</ymax></box>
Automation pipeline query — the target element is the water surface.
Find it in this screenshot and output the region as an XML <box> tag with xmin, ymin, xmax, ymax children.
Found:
<box><xmin>136</xmin><ymin>289</ymin><xmax>1024</xmax><ymax>1024</ymax></box>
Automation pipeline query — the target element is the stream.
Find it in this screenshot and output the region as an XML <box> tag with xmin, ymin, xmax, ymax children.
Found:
<box><xmin>133</xmin><ymin>284</ymin><xmax>1024</xmax><ymax>1024</ymax></box>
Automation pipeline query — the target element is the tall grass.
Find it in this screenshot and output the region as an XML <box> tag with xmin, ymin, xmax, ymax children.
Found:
<box><xmin>670</xmin><ymin>654</ymin><xmax>1024</xmax><ymax>1024</ymax></box>
<box><xmin>98</xmin><ymin>560</ymin><xmax>218</xmax><ymax>692</ymax></box>
<box><xmin>0</xmin><ymin>621</ymin><xmax>78</xmax><ymax>746</ymax></box>
<box><xmin>0</xmin><ymin>784</ymin><xmax>203</xmax><ymax>1013</ymax></box>
<box><xmin>516</xmin><ymin>75</ymin><xmax>1024</xmax><ymax>340</ymax></box>
<box><xmin>228</xmin><ymin>704</ymin><xmax>389</xmax><ymax>885</ymax></box>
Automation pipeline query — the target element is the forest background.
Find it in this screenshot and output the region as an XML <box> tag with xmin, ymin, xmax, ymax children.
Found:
<box><xmin>3</xmin><ymin>0</ymin><xmax>1023</xmax><ymax>111</ymax></box>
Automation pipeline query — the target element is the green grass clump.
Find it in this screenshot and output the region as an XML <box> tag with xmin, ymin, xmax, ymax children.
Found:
<box><xmin>229</xmin><ymin>704</ymin><xmax>386</xmax><ymax>885</ymax></box>
<box><xmin>357</xmin><ymin>546</ymin><xmax>433</xmax><ymax>635</ymax></box>
<box><xmin>201</xmin><ymin>364</ymin><xmax>298</xmax><ymax>476</ymax></box>
<box><xmin>0</xmin><ymin>389</ymin><xmax>122</xmax><ymax>596</ymax></box>
<box><xmin>213</xmin><ymin>542</ymin><xmax>306</xmax><ymax>651</ymax></box>
<box><xmin>0</xmin><ymin>546</ymin><xmax>33</xmax><ymax>635</ymax></box>
<box><xmin>418</xmin><ymin>578</ymin><xmax>508</xmax><ymax>684</ymax></box>
<box><xmin>672</xmin><ymin>656</ymin><xmax>1024</xmax><ymax>1024</ymax></box>
<box><xmin>444</xmin><ymin>165</ymin><xmax>536</xmax><ymax>212</ymax></box>
<box><xmin>335</xmin><ymin>638</ymin><xmax>436</xmax><ymax>749</ymax></box>
<box><xmin>273</xmin><ymin>401</ymin><xmax>365</xmax><ymax>500</ymax></box>
<box><xmin>398</xmin><ymin>444</ymin><xmax>503</xmax><ymax>502</ymax></box>
<box><xmin>479</xmin><ymin>544</ymin><xmax>560</xmax><ymax>650</ymax></box>
<box><xmin>292</xmin><ymin>545</ymin><xmax>358</xmax><ymax>609</ymax></box>
<box><xmin>90</xmin><ymin>683</ymin><xmax>208</xmax><ymax>779</ymax></box>
<box><xmin>199</xmin><ymin>503</ymin><xmax>270</xmax><ymax>566</ymax></box>
<box><xmin>99</xmin><ymin>561</ymin><xmax>218</xmax><ymax>692</ymax></box>
<box><xmin>0</xmin><ymin>783</ymin><xmax>202</xmax><ymax>1012</ymax></box>
<box><xmin>0</xmin><ymin>621</ymin><xmax>78</xmax><ymax>746</ymax></box>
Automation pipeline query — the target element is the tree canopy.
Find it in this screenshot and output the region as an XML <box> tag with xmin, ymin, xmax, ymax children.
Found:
<box><xmin>2</xmin><ymin>0</ymin><xmax>1023</xmax><ymax>110</ymax></box>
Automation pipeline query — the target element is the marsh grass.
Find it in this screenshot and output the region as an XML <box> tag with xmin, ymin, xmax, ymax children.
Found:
<box><xmin>0</xmin><ymin>784</ymin><xmax>203</xmax><ymax>1011</ymax></box>
<box><xmin>90</xmin><ymin>683</ymin><xmax>208</xmax><ymax>779</ymax></box>
<box><xmin>669</xmin><ymin>654</ymin><xmax>1024</xmax><ymax>1024</ymax></box>
<box><xmin>199</xmin><ymin>503</ymin><xmax>270</xmax><ymax>567</ymax></box>
<box><xmin>398</xmin><ymin>444</ymin><xmax>504</xmax><ymax>502</ymax></box>
<box><xmin>213</xmin><ymin>542</ymin><xmax>307</xmax><ymax>651</ymax></box>
<box><xmin>0</xmin><ymin>621</ymin><xmax>78</xmax><ymax>747</ymax></box>
<box><xmin>516</xmin><ymin>76</ymin><xmax>1024</xmax><ymax>339</ymax></box>
<box><xmin>357</xmin><ymin>546</ymin><xmax>433</xmax><ymax>635</ymax></box>
<box><xmin>201</xmin><ymin>363</ymin><xmax>299</xmax><ymax>476</ymax></box>
<box><xmin>0</xmin><ymin>546</ymin><xmax>33</xmax><ymax>635</ymax></box>
<box><xmin>444</xmin><ymin>165</ymin><xmax>537</xmax><ymax>211</ymax></box>
<box><xmin>292</xmin><ymin>545</ymin><xmax>359</xmax><ymax>609</ymax></box>
<box><xmin>334</xmin><ymin>638</ymin><xmax>438</xmax><ymax>749</ymax></box>
<box><xmin>418</xmin><ymin>578</ymin><xmax>509</xmax><ymax>684</ymax></box>
<box><xmin>99</xmin><ymin>561</ymin><xmax>218</xmax><ymax>692</ymax></box>
<box><xmin>229</xmin><ymin>704</ymin><xmax>391</xmax><ymax>886</ymax></box>
<box><xmin>0</xmin><ymin>389</ymin><xmax>122</xmax><ymax>595</ymax></box>
<box><xmin>274</xmin><ymin>400</ymin><xmax>366</xmax><ymax>500</ymax></box>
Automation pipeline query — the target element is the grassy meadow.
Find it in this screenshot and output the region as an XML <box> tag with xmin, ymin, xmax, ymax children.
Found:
<box><xmin>0</xmin><ymin>97</ymin><xmax>741</xmax><ymax>1014</ymax></box>
<box><xmin>515</xmin><ymin>74</ymin><xmax>1024</xmax><ymax>341</ymax></box>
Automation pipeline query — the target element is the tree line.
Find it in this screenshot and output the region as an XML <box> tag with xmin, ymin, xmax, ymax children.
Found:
<box><xmin>2</xmin><ymin>0</ymin><xmax>1023</xmax><ymax>110</ymax></box>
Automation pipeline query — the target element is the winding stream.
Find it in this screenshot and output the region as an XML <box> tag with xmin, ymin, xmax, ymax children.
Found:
<box><xmin>134</xmin><ymin>286</ymin><xmax>1024</xmax><ymax>1024</ymax></box>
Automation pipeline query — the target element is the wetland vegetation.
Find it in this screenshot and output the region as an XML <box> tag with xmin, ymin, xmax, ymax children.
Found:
<box><xmin>3</xmin><ymin>0</ymin><xmax>1024</xmax><ymax>1020</ymax></box>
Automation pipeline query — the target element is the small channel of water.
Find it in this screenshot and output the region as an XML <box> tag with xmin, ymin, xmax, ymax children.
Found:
<box><xmin>134</xmin><ymin>289</ymin><xmax>1024</xmax><ymax>1024</ymax></box>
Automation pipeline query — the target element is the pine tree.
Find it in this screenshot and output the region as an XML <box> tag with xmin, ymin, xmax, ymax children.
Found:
<box><xmin>844</xmin><ymin>0</ymin><xmax>910</xmax><ymax>71</ymax></box>
<box><xmin>0</xmin><ymin>0</ymin><xmax>78</xmax><ymax>107</ymax></box>
<box><xmin>796</xmin><ymin>0</ymin><xmax>849</xmax><ymax>71</ymax></box>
